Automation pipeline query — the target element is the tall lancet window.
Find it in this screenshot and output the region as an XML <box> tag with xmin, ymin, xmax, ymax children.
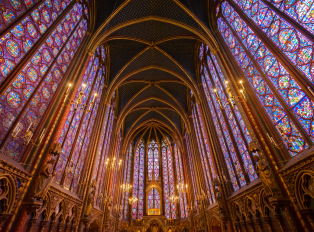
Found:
<box><xmin>93</xmin><ymin>89</ymin><xmax>115</xmax><ymax>204</ymax></box>
<box><xmin>132</xmin><ymin>139</ymin><xmax>145</xmax><ymax>219</ymax></box>
<box><xmin>162</xmin><ymin>139</ymin><xmax>176</xmax><ymax>219</ymax></box>
<box><xmin>54</xmin><ymin>45</ymin><xmax>106</xmax><ymax>193</ymax></box>
<box><xmin>191</xmin><ymin>100</ymin><xmax>216</xmax><ymax>202</ymax></box>
<box><xmin>147</xmin><ymin>140</ymin><xmax>160</xmax><ymax>215</ymax></box>
<box><xmin>148</xmin><ymin>140</ymin><xmax>159</xmax><ymax>180</ymax></box>
<box><xmin>185</xmin><ymin>131</ymin><xmax>199</xmax><ymax>209</ymax></box>
<box><xmin>174</xmin><ymin>143</ymin><xmax>188</xmax><ymax>218</ymax></box>
<box><xmin>121</xmin><ymin>143</ymin><xmax>133</xmax><ymax>219</ymax></box>
<box><xmin>199</xmin><ymin>43</ymin><xmax>258</xmax><ymax>190</ymax></box>
<box><xmin>217</xmin><ymin>1</ymin><xmax>313</xmax><ymax>156</ymax></box>
<box><xmin>0</xmin><ymin>1</ymin><xmax>88</xmax><ymax>162</ymax></box>
<box><xmin>111</xmin><ymin>128</ymin><xmax>122</xmax><ymax>199</ymax></box>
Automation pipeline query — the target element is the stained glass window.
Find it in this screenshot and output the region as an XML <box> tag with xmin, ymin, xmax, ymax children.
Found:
<box><xmin>217</xmin><ymin>3</ymin><xmax>309</xmax><ymax>156</ymax></box>
<box><xmin>265</xmin><ymin>0</ymin><xmax>314</xmax><ymax>35</ymax></box>
<box><xmin>200</xmin><ymin>72</ymin><xmax>241</xmax><ymax>190</ymax></box>
<box><xmin>111</xmin><ymin>129</ymin><xmax>122</xmax><ymax>201</ymax></box>
<box><xmin>94</xmin><ymin>94</ymin><xmax>115</xmax><ymax>200</ymax></box>
<box><xmin>232</xmin><ymin>0</ymin><xmax>314</xmax><ymax>88</ymax></box>
<box><xmin>0</xmin><ymin>0</ymin><xmax>75</xmax><ymax>83</ymax></box>
<box><xmin>174</xmin><ymin>143</ymin><xmax>188</xmax><ymax>218</ymax></box>
<box><xmin>55</xmin><ymin>55</ymin><xmax>99</xmax><ymax>187</ymax></box>
<box><xmin>224</xmin><ymin>2</ymin><xmax>314</xmax><ymax>146</ymax></box>
<box><xmin>201</xmin><ymin>44</ymin><xmax>257</xmax><ymax>189</ymax></box>
<box><xmin>121</xmin><ymin>143</ymin><xmax>133</xmax><ymax>219</ymax></box>
<box><xmin>0</xmin><ymin>1</ymin><xmax>88</xmax><ymax>162</ymax></box>
<box><xmin>148</xmin><ymin>140</ymin><xmax>159</xmax><ymax>181</ymax></box>
<box><xmin>191</xmin><ymin>106</ymin><xmax>214</xmax><ymax>201</ymax></box>
<box><xmin>148</xmin><ymin>188</ymin><xmax>160</xmax><ymax>211</ymax></box>
<box><xmin>185</xmin><ymin>132</ymin><xmax>199</xmax><ymax>209</ymax></box>
<box><xmin>132</xmin><ymin>139</ymin><xmax>144</xmax><ymax>219</ymax></box>
<box><xmin>47</xmin><ymin>45</ymin><xmax>107</xmax><ymax>194</ymax></box>
<box><xmin>162</xmin><ymin>139</ymin><xmax>176</xmax><ymax>219</ymax></box>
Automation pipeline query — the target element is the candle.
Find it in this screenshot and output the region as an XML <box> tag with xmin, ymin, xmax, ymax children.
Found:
<box><xmin>240</xmin><ymin>89</ymin><xmax>246</xmax><ymax>99</ymax></box>
<box><xmin>39</xmin><ymin>128</ymin><xmax>46</xmax><ymax>143</ymax></box>
<box><xmin>66</xmin><ymin>83</ymin><xmax>71</xmax><ymax>94</ymax></box>
<box><xmin>27</xmin><ymin>122</ymin><xmax>33</xmax><ymax>132</ymax></box>
<box><xmin>266</xmin><ymin>133</ymin><xmax>273</xmax><ymax>144</ymax></box>
<box><xmin>308</xmin><ymin>86</ymin><xmax>314</xmax><ymax>97</ymax></box>
<box><xmin>239</xmin><ymin>80</ymin><xmax>245</xmax><ymax>89</ymax></box>
<box><xmin>214</xmin><ymin>89</ymin><xmax>219</xmax><ymax>98</ymax></box>
<box><xmin>13</xmin><ymin>122</ymin><xmax>21</xmax><ymax>136</ymax></box>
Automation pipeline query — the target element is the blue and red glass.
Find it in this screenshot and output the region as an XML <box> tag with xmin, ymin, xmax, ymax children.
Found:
<box><xmin>218</xmin><ymin>17</ymin><xmax>308</xmax><ymax>156</ymax></box>
<box><xmin>223</xmin><ymin>2</ymin><xmax>314</xmax><ymax>146</ymax></box>
<box><xmin>0</xmin><ymin>0</ymin><xmax>75</xmax><ymax>83</ymax></box>
<box><xmin>1</xmin><ymin>4</ymin><xmax>86</xmax><ymax>161</ymax></box>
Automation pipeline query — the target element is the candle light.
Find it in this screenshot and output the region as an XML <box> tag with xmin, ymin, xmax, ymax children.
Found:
<box><xmin>92</xmin><ymin>93</ymin><xmax>97</xmax><ymax>102</ymax></box>
<box><xmin>66</xmin><ymin>83</ymin><xmax>72</xmax><ymax>94</ymax></box>
<box><xmin>239</xmin><ymin>80</ymin><xmax>245</xmax><ymax>89</ymax></box>
<box><xmin>225</xmin><ymin>80</ymin><xmax>229</xmax><ymax>88</ymax></box>
<box><xmin>240</xmin><ymin>89</ymin><xmax>246</xmax><ymax>99</ymax></box>
<box><xmin>214</xmin><ymin>89</ymin><xmax>219</xmax><ymax>97</ymax></box>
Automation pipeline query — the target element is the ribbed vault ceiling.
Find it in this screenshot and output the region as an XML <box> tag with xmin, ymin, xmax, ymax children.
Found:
<box><xmin>90</xmin><ymin>0</ymin><xmax>215</xmax><ymax>148</ymax></box>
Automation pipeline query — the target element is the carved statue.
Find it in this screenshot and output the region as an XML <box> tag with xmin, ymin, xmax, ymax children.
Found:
<box><xmin>213</xmin><ymin>177</ymin><xmax>225</xmax><ymax>214</ymax></box>
<box><xmin>253</xmin><ymin>155</ymin><xmax>279</xmax><ymax>197</ymax></box>
<box><xmin>84</xmin><ymin>189</ymin><xmax>96</xmax><ymax>217</ymax></box>
<box><xmin>32</xmin><ymin>143</ymin><xmax>62</xmax><ymax>200</ymax></box>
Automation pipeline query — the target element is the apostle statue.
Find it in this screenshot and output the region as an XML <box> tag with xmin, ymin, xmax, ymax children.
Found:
<box><xmin>32</xmin><ymin>143</ymin><xmax>62</xmax><ymax>200</ymax></box>
<box><xmin>84</xmin><ymin>189</ymin><xmax>96</xmax><ymax>217</ymax></box>
<box><xmin>253</xmin><ymin>155</ymin><xmax>279</xmax><ymax>197</ymax></box>
<box><xmin>84</xmin><ymin>179</ymin><xmax>97</xmax><ymax>217</ymax></box>
<box><xmin>213</xmin><ymin>177</ymin><xmax>225</xmax><ymax>214</ymax></box>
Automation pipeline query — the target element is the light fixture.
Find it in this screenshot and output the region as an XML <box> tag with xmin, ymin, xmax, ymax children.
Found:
<box><xmin>224</xmin><ymin>80</ymin><xmax>247</xmax><ymax>109</ymax></box>
<box><xmin>213</xmin><ymin>88</ymin><xmax>223</xmax><ymax>109</ymax></box>
<box><xmin>64</xmin><ymin>83</ymin><xmax>98</xmax><ymax>112</ymax></box>
<box><xmin>129</xmin><ymin>197</ymin><xmax>138</xmax><ymax>204</ymax></box>
<box><xmin>12</xmin><ymin>121</ymin><xmax>46</xmax><ymax>146</ymax></box>
<box><xmin>121</xmin><ymin>183</ymin><xmax>132</xmax><ymax>192</ymax></box>
<box><xmin>170</xmin><ymin>195</ymin><xmax>179</xmax><ymax>203</ymax></box>
<box><xmin>177</xmin><ymin>183</ymin><xmax>188</xmax><ymax>193</ymax></box>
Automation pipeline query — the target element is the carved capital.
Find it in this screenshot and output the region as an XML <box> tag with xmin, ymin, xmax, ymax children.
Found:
<box><xmin>22</xmin><ymin>199</ymin><xmax>43</xmax><ymax>219</ymax></box>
